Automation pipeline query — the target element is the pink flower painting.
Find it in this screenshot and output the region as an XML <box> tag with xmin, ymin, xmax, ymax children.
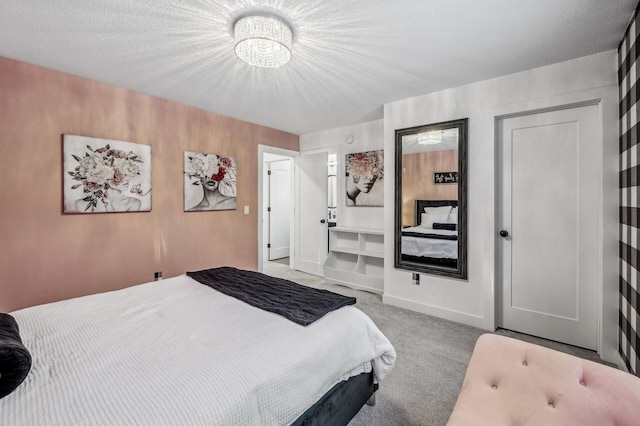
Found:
<box><xmin>63</xmin><ymin>135</ymin><xmax>152</xmax><ymax>213</ymax></box>
<box><xmin>345</xmin><ymin>149</ymin><xmax>384</xmax><ymax>207</ymax></box>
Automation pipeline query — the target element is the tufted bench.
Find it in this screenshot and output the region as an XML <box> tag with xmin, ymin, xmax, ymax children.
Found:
<box><xmin>447</xmin><ymin>333</ymin><xmax>640</xmax><ymax>425</ymax></box>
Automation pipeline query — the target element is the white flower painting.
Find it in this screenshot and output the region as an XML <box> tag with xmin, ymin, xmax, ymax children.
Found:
<box><xmin>63</xmin><ymin>135</ymin><xmax>152</xmax><ymax>213</ymax></box>
<box><xmin>184</xmin><ymin>151</ymin><xmax>237</xmax><ymax>211</ymax></box>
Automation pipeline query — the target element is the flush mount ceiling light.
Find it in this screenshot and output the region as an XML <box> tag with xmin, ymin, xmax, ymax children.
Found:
<box><xmin>234</xmin><ymin>15</ymin><xmax>292</xmax><ymax>68</ymax></box>
<box><xmin>418</xmin><ymin>130</ymin><xmax>443</xmax><ymax>145</ymax></box>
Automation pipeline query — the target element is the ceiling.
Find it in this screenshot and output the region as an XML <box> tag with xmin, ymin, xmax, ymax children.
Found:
<box><xmin>0</xmin><ymin>1</ymin><xmax>635</xmax><ymax>135</ymax></box>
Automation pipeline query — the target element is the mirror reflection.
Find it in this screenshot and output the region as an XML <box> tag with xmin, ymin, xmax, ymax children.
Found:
<box><xmin>394</xmin><ymin>119</ymin><xmax>467</xmax><ymax>279</ymax></box>
<box><xmin>328</xmin><ymin>153</ymin><xmax>337</xmax><ymax>225</ymax></box>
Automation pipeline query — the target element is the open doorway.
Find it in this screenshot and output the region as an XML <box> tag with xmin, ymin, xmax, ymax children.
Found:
<box><xmin>265</xmin><ymin>156</ymin><xmax>291</xmax><ymax>262</ymax></box>
<box><xmin>258</xmin><ymin>145</ymin><xmax>297</xmax><ymax>273</ymax></box>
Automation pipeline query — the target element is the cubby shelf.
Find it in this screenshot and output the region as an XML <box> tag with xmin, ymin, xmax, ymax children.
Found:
<box><xmin>323</xmin><ymin>227</ymin><xmax>384</xmax><ymax>294</ymax></box>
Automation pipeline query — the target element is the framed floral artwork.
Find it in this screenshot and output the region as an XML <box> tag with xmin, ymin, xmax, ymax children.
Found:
<box><xmin>184</xmin><ymin>152</ymin><xmax>237</xmax><ymax>211</ymax></box>
<box><xmin>63</xmin><ymin>134</ymin><xmax>152</xmax><ymax>213</ymax></box>
<box><xmin>345</xmin><ymin>149</ymin><xmax>384</xmax><ymax>207</ymax></box>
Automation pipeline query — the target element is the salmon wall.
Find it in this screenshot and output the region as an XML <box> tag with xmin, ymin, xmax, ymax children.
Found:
<box><xmin>401</xmin><ymin>149</ymin><xmax>458</xmax><ymax>226</ymax></box>
<box><xmin>0</xmin><ymin>57</ymin><xmax>299</xmax><ymax>312</ymax></box>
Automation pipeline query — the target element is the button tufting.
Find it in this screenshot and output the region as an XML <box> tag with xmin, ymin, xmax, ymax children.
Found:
<box><xmin>548</xmin><ymin>401</ymin><xmax>555</xmax><ymax>408</ymax></box>
<box><xmin>491</xmin><ymin>384</ymin><xmax>498</xmax><ymax>389</ymax></box>
<box><xmin>522</xmin><ymin>360</ymin><xmax>528</xmax><ymax>366</ymax></box>
<box><xmin>579</xmin><ymin>380</ymin><xmax>586</xmax><ymax>386</ymax></box>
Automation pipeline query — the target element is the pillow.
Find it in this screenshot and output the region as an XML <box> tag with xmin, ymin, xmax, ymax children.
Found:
<box><xmin>433</xmin><ymin>222</ymin><xmax>457</xmax><ymax>231</ymax></box>
<box><xmin>448</xmin><ymin>212</ymin><xmax>458</xmax><ymax>224</ymax></box>
<box><xmin>450</xmin><ymin>206</ymin><xmax>458</xmax><ymax>216</ymax></box>
<box><xmin>421</xmin><ymin>213</ymin><xmax>449</xmax><ymax>229</ymax></box>
<box><xmin>423</xmin><ymin>206</ymin><xmax>452</xmax><ymax>216</ymax></box>
<box><xmin>0</xmin><ymin>313</ymin><xmax>32</xmax><ymax>399</ymax></box>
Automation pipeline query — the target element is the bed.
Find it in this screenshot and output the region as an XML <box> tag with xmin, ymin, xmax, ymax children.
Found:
<box><xmin>401</xmin><ymin>199</ymin><xmax>458</xmax><ymax>268</ymax></box>
<box><xmin>0</xmin><ymin>267</ymin><xmax>396</xmax><ymax>425</ymax></box>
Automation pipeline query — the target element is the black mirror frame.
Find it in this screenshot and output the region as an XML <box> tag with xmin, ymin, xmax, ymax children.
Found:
<box><xmin>394</xmin><ymin>118</ymin><xmax>468</xmax><ymax>280</ymax></box>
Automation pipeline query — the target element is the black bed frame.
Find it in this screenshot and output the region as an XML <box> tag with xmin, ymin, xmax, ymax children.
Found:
<box><xmin>401</xmin><ymin>253</ymin><xmax>457</xmax><ymax>268</ymax></box>
<box><xmin>291</xmin><ymin>371</ymin><xmax>376</xmax><ymax>425</ymax></box>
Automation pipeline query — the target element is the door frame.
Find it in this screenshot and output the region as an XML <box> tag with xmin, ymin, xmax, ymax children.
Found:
<box><xmin>496</xmin><ymin>103</ymin><xmax>599</xmax><ymax>349</ymax></box>
<box><xmin>489</xmin><ymin>86</ymin><xmax>618</xmax><ymax>363</ymax></box>
<box><xmin>258</xmin><ymin>145</ymin><xmax>298</xmax><ymax>273</ymax></box>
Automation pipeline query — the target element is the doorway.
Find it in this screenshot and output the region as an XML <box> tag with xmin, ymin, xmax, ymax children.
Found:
<box><xmin>266</xmin><ymin>158</ymin><xmax>291</xmax><ymax>261</ymax></box>
<box><xmin>258</xmin><ymin>146</ymin><xmax>297</xmax><ymax>273</ymax></box>
<box><xmin>496</xmin><ymin>103</ymin><xmax>599</xmax><ymax>350</ymax></box>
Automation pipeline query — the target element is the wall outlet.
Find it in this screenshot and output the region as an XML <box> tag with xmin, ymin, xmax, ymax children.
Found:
<box><xmin>154</xmin><ymin>271</ymin><xmax>162</xmax><ymax>281</ymax></box>
<box><xmin>412</xmin><ymin>273</ymin><xmax>420</xmax><ymax>285</ymax></box>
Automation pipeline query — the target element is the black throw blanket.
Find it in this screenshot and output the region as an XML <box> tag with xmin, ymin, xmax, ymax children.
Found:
<box><xmin>0</xmin><ymin>313</ymin><xmax>32</xmax><ymax>399</ymax></box>
<box><xmin>402</xmin><ymin>231</ymin><xmax>458</xmax><ymax>240</ymax></box>
<box><xmin>187</xmin><ymin>267</ymin><xmax>356</xmax><ymax>326</ymax></box>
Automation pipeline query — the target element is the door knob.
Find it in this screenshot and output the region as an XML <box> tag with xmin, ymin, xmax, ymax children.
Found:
<box><xmin>320</xmin><ymin>219</ymin><xmax>326</xmax><ymax>224</ymax></box>
<box><xmin>499</xmin><ymin>230</ymin><xmax>509</xmax><ymax>238</ymax></box>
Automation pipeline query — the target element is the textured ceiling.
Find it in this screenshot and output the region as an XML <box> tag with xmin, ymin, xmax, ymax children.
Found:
<box><xmin>0</xmin><ymin>0</ymin><xmax>635</xmax><ymax>135</ymax></box>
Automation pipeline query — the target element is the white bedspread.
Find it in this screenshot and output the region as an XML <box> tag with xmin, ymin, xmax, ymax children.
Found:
<box><xmin>401</xmin><ymin>226</ymin><xmax>458</xmax><ymax>258</ymax></box>
<box><xmin>1</xmin><ymin>275</ymin><xmax>396</xmax><ymax>426</ymax></box>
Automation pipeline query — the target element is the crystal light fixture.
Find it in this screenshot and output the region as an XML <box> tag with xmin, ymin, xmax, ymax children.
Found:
<box><xmin>234</xmin><ymin>15</ymin><xmax>292</xmax><ymax>68</ymax></box>
<box><xmin>418</xmin><ymin>130</ymin><xmax>443</xmax><ymax>145</ymax></box>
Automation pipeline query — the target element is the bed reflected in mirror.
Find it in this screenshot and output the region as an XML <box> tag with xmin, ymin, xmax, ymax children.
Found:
<box><xmin>394</xmin><ymin>118</ymin><xmax>467</xmax><ymax>279</ymax></box>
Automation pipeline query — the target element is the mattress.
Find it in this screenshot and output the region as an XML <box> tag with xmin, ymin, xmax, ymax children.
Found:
<box><xmin>401</xmin><ymin>226</ymin><xmax>458</xmax><ymax>258</ymax></box>
<box><xmin>0</xmin><ymin>274</ymin><xmax>396</xmax><ymax>425</ymax></box>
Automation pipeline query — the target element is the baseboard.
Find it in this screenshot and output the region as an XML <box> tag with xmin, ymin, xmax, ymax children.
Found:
<box><xmin>332</xmin><ymin>280</ymin><xmax>383</xmax><ymax>295</ymax></box>
<box><xmin>382</xmin><ymin>294</ymin><xmax>486</xmax><ymax>329</ymax></box>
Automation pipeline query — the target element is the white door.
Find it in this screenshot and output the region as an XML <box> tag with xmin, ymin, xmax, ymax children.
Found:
<box><xmin>497</xmin><ymin>104</ymin><xmax>599</xmax><ymax>350</ymax></box>
<box><xmin>294</xmin><ymin>152</ymin><xmax>328</xmax><ymax>276</ymax></box>
<box><xmin>268</xmin><ymin>160</ymin><xmax>291</xmax><ymax>260</ymax></box>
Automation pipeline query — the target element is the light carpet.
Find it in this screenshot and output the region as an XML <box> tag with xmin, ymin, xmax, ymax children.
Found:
<box><xmin>263</xmin><ymin>261</ymin><xmax>607</xmax><ymax>426</ymax></box>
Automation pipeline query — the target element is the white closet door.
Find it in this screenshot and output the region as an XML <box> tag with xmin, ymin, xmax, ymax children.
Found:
<box><xmin>498</xmin><ymin>104</ymin><xmax>599</xmax><ymax>350</ymax></box>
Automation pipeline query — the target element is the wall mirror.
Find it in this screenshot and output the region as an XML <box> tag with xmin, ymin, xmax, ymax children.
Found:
<box><xmin>394</xmin><ymin>118</ymin><xmax>467</xmax><ymax>279</ymax></box>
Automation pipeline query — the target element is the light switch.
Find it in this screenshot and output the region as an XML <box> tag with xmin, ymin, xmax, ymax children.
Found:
<box><xmin>244</xmin><ymin>205</ymin><xmax>249</xmax><ymax>215</ymax></box>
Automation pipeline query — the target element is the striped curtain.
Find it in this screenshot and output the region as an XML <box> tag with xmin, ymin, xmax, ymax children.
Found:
<box><xmin>619</xmin><ymin>6</ymin><xmax>640</xmax><ymax>377</ymax></box>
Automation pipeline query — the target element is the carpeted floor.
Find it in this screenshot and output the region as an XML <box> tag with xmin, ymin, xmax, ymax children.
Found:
<box><xmin>262</xmin><ymin>261</ymin><xmax>608</xmax><ymax>426</ymax></box>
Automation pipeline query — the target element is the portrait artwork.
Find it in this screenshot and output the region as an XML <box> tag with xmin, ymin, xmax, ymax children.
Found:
<box><xmin>63</xmin><ymin>135</ymin><xmax>152</xmax><ymax>213</ymax></box>
<box><xmin>184</xmin><ymin>151</ymin><xmax>237</xmax><ymax>211</ymax></box>
<box><xmin>345</xmin><ymin>149</ymin><xmax>384</xmax><ymax>207</ymax></box>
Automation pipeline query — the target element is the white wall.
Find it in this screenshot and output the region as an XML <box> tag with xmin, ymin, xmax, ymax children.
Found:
<box><xmin>300</xmin><ymin>119</ymin><xmax>384</xmax><ymax>230</ymax></box>
<box><xmin>383</xmin><ymin>50</ymin><xmax>619</xmax><ymax>363</ymax></box>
